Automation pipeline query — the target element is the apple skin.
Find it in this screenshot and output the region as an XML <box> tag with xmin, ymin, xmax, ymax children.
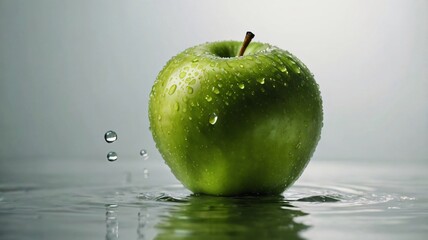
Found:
<box><xmin>149</xmin><ymin>41</ymin><xmax>323</xmax><ymax>196</ymax></box>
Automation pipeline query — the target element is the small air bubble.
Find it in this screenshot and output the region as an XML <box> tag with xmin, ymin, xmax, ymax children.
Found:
<box><xmin>104</xmin><ymin>131</ymin><xmax>117</xmax><ymax>143</ymax></box>
<box><xmin>238</xmin><ymin>83</ymin><xmax>245</xmax><ymax>89</ymax></box>
<box><xmin>205</xmin><ymin>95</ymin><xmax>212</xmax><ymax>102</ymax></box>
<box><xmin>107</xmin><ymin>151</ymin><xmax>118</xmax><ymax>162</ymax></box>
<box><xmin>143</xmin><ymin>168</ymin><xmax>149</xmax><ymax>178</ymax></box>
<box><xmin>257</xmin><ymin>78</ymin><xmax>265</xmax><ymax>84</ymax></box>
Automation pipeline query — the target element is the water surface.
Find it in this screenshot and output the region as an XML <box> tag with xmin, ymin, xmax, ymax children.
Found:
<box><xmin>0</xmin><ymin>158</ymin><xmax>426</xmax><ymax>239</ymax></box>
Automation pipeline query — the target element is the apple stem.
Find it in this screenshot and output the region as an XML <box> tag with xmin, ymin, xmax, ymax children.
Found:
<box><xmin>238</xmin><ymin>31</ymin><xmax>255</xmax><ymax>57</ymax></box>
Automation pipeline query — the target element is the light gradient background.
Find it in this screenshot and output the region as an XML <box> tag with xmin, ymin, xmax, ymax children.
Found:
<box><xmin>0</xmin><ymin>0</ymin><xmax>427</xmax><ymax>164</ymax></box>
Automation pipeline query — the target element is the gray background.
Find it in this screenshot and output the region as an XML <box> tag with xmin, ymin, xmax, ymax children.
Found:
<box><xmin>0</xmin><ymin>0</ymin><xmax>427</xmax><ymax>163</ymax></box>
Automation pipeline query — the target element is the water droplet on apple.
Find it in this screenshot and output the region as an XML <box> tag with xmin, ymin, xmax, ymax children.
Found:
<box><xmin>104</xmin><ymin>130</ymin><xmax>117</xmax><ymax>143</ymax></box>
<box><xmin>257</xmin><ymin>78</ymin><xmax>265</xmax><ymax>84</ymax></box>
<box><xmin>168</xmin><ymin>84</ymin><xmax>177</xmax><ymax>95</ymax></box>
<box><xmin>212</xmin><ymin>87</ymin><xmax>220</xmax><ymax>94</ymax></box>
<box><xmin>189</xmin><ymin>79</ymin><xmax>196</xmax><ymax>85</ymax></box>
<box><xmin>280</xmin><ymin>66</ymin><xmax>288</xmax><ymax>74</ymax></box>
<box><xmin>186</xmin><ymin>86</ymin><xmax>193</xmax><ymax>94</ymax></box>
<box><xmin>205</xmin><ymin>95</ymin><xmax>212</xmax><ymax>102</ymax></box>
<box><xmin>238</xmin><ymin>83</ymin><xmax>245</xmax><ymax>89</ymax></box>
<box><xmin>107</xmin><ymin>151</ymin><xmax>118</xmax><ymax>162</ymax></box>
<box><xmin>209</xmin><ymin>113</ymin><xmax>218</xmax><ymax>125</ymax></box>
<box><xmin>174</xmin><ymin>102</ymin><xmax>180</xmax><ymax>111</ymax></box>
<box><xmin>140</xmin><ymin>149</ymin><xmax>149</xmax><ymax>160</ymax></box>
<box><xmin>179</xmin><ymin>71</ymin><xmax>186</xmax><ymax>79</ymax></box>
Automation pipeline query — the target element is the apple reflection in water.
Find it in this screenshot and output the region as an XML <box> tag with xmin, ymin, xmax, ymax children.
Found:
<box><xmin>154</xmin><ymin>195</ymin><xmax>309</xmax><ymax>240</ymax></box>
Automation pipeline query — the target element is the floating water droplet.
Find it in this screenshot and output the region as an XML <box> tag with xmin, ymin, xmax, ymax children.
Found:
<box><xmin>212</xmin><ymin>87</ymin><xmax>220</xmax><ymax>94</ymax></box>
<box><xmin>104</xmin><ymin>131</ymin><xmax>117</xmax><ymax>143</ymax></box>
<box><xmin>257</xmin><ymin>78</ymin><xmax>265</xmax><ymax>84</ymax></box>
<box><xmin>107</xmin><ymin>151</ymin><xmax>118</xmax><ymax>162</ymax></box>
<box><xmin>106</xmin><ymin>210</ymin><xmax>115</xmax><ymax>217</ymax></box>
<box><xmin>209</xmin><ymin>113</ymin><xmax>218</xmax><ymax>125</ymax></box>
<box><xmin>205</xmin><ymin>95</ymin><xmax>212</xmax><ymax>102</ymax></box>
<box><xmin>105</xmin><ymin>204</ymin><xmax>118</xmax><ymax>208</ymax></box>
<box><xmin>140</xmin><ymin>149</ymin><xmax>149</xmax><ymax>160</ymax></box>
<box><xmin>186</xmin><ymin>86</ymin><xmax>193</xmax><ymax>94</ymax></box>
<box><xmin>238</xmin><ymin>83</ymin><xmax>245</xmax><ymax>89</ymax></box>
<box><xmin>168</xmin><ymin>84</ymin><xmax>177</xmax><ymax>95</ymax></box>
<box><xmin>143</xmin><ymin>168</ymin><xmax>149</xmax><ymax>178</ymax></box>
<box><xmin>179</xmin><ymin>71</ymin><xmax>186</xmax><ymax>79</ymax></box>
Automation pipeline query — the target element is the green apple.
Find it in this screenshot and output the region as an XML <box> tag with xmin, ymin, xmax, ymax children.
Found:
<box><xmin>149</xmin><ymin>33</ymin><xmax>323</xmax><ymax>196</ymax></box>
